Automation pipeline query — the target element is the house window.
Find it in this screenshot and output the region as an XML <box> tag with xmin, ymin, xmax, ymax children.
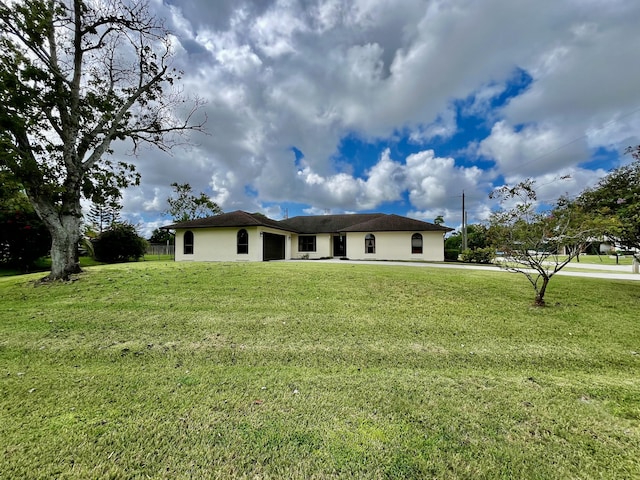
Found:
<box><xmin>298</xmin><ymin>235</ymin><xmax>316</xmax><ymax>252</ymax></box>
<box><xmin>184</xmin><ymin>231</ymin><xmax>194</xmax><ymax>255</ymax></box>
<box><xmin>412</xmin><ymin>233</ymin><xmax>423</xmax><ymax>254</ymax></box>
<box><xmin>365</xmin><ymin>233</ymin><xmax>376</xmax><ymax>254</ymax></box>
<box><xmin>237</xmin><ymin>229</ymin><xmax>249</xmax><ymax>254</ymax></box>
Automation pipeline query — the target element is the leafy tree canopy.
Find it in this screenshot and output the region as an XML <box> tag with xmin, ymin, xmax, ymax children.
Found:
<box><xmin>149</xmin><ymin>227</ymin><xmax>173</xmax><ymax>244</ymax></box>
<box><xmin>86</xmin><ymin>194</ymin><xmax>122</xmax><ymax>235</ymax></box>
<box><xmin>0</xmin><ymin>0</ymin><xmax>203</xmax><ymax>280</ymax></box>
<box><xmin>165</xmin><ymin>182</ymin><xmax>222</xmax><ymax>222</ymax></box>
<box><xmin>576</xmin><ymin>148</ymin><xmax>640</xmax><ymax>259</ymax></box>
<box><xmin>92</xmin><ymin>222</ymin><xmax>146</xmax><ymax>263</ymax></box>
<box><xmin>445</xmin><ymin>224</ymin><xmax>490</xmax><ymax>251</ymax></box>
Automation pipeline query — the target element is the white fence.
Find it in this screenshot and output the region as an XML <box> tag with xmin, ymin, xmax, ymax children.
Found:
<box><xmin>146</xmin><ymin>243</ymin><xmax>175</xmax><ymax>256</ymax></box>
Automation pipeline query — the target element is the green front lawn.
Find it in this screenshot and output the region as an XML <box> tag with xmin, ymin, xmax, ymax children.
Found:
<box><xmin>0</xmin><ymin>254</ymin><xmax>173</xmax><ymax>277</ymax></box>
<box><xmin>1</xmin><ymin>262</ymin><xmax>638</xmax><ymax>478</ymax></box>
<box><xmin>0</xmin><ymin>257</ymin><xmax>105</xmax><ymax>277</ymax></box>
<box><xmin>565</xmin><ymin>254</ymin><xmax>634</xmax><ymax>265</ymax></box>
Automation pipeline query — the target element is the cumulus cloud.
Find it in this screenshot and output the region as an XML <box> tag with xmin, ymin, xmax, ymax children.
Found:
<box><xmin>478</xmin><ymin>121</ymin><xmax>590</xmax><ymax>177</ymax></box>
<box><xmin>279</xmin><ymin>148</ymin><xmax>487</xmax><ymax>224</ymax></box>
<box><xmin>404</xmin><ymin>151</ymin><xmax>476</xmax><ymax>209</ymax></box>
<box><xmin>409</xmin><ymin>107</ymin><xmax>458</xmax><ymax>144</ymax></box>
<box><xmin>100</xmin><ymin>0</ymin><xmax>640</xmax><ymax>230</ymax></box>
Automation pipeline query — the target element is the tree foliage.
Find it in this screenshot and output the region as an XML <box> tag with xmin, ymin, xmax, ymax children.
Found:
<box><xmin>92</xmin><ymin>222</ymin><xmax>146</xmax><ymax>263</ymax></box>
<box><xmin>165</xmin><ymin>182</ymin><xmax>222</xmax><ymax>222</ymax></box>
<box><xmin>148</xmin><ymin>227</ymin><xmax>173</xmax><ymax>244</ymax></box>
<box><xmin>0</xmin><ymin>0</ymin><xmax>204</xmax><ymax>280</ymax></box>
<box><xmin>460</xmin><ymin>247</ymin><xmax>495</xmax><ymax>264</ymax></box>
<box><xmin>445</xmin><ymin>224</ymin><xmax>490</xmax><ymax>251</ymax></box>
<box><xmin>576</xmin><ymin>150</ymin><xmax>640</xmax><ymax>259</ymax></box>
<box><xmin>86</xmin><ymin>194</ymin><xmax>122</xmax><ymax>235</ymax></box>
<box><xmin>444</xmin><ymin>224</ymin><xmax>491</xmax><ymax>261</ymax></box>
<box><xmin>0</xmin><ymin>172</ymin><xmax>51</xmax><ymax>270</ymax></box>
<box><xmin>488</xmin><ymin>180</ymin><xmax>607</xmax><ymax>306</ymax></box>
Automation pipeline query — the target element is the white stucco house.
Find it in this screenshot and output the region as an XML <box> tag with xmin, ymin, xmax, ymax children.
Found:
<box><xmin>162</xmin><ymin>210</ymin><xmax>453</xmax><ymax>262</ymax></box>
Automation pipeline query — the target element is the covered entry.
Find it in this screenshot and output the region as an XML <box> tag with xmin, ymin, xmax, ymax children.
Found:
<box><xmin>333</xmin><ymin>234</ymin><xmax>346</xmax><ymax>257</ymax></box>
<box><xmin>262</xmin><ymin>232</ymin><xmax>285</xmax><ymax>261</ymax></box>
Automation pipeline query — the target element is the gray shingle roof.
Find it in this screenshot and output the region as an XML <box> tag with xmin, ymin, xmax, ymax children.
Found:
<box><xmin>340</xmin><ymin>214</ymin><xmax>453</xmax><ymax>232</ymax></box>
<box><xmin>162</xmin><ymin>210</ymin><xmax>290</xmax><ymax>231</ymax></box>
<box><xmin>278</xmin><ymin>213</ymin><xmax>384</xmax><ymax>233</ymax></box>
<box><xmin>163</xmin><ymin>211</ymin><xmax>453</xmax><ymax>234</ymax></box>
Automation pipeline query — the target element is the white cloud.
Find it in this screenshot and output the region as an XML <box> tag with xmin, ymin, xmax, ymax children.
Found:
<box><xmin>461</xmin><ymin>83</ymin><xmax>506</xmax><ymax>118</ymax></box>
<box><xmin>504</xmin><ymin>8</ymin><xmax>640</xmax><ymax>127</ymax></box>
<box><xmin>409</xmin><ymin>107</ymin><xmax>458</xmax><ymax>144</ymax></box>
<box><xmin>274</xmin><ymin>148</ymin><xmax>488</xmax><ymax>223</ymax></box>
<box><xmin>250</xmin><ymin>0</ymin><xmax>309</xmax><ymax>58</ymax></box>
<box><xmin>106</xmin><ymin>0</ymin><xmax>640</xmax><ymax>231</ymax></box>
<box><xmin>405</xmin><ymin>150</ymin><xmax>485</xmax><ymax>209</ymax></box>
<box><xmin>478</xmin><ymin>121</ymin><xmax>590</xmax><ymax>177</ymax></box>
<box><xmin>209</xmin><ymin>171</ymin><xmax>236</xmax><ymax>207</ymax></box>
<box><xmin>215</xmin><ymin>44</ymin><xmax>263</xmax><ymax>76</ymax></box>
<box><xmin>358</xmin><ymin>149</ymin><xmax>405</xmax><ymax>206</ymax></box>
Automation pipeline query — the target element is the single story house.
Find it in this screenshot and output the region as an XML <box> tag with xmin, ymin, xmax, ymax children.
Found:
<box><xmin>162</xmin><ymin>210</ymin><xmax>453</xmax><ymax>262</ymax></box>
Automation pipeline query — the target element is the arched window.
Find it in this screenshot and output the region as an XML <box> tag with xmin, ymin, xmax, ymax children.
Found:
<box><xmin>411</xmin><ymin>233</ymin><xmax>423</xmax><ymax>254</ymax></box>
<box><xmin>237</xmin><ymin>229</ymin><xmax>249</xmax><ymax>254</ymax></box>
<box><xmin>183</xmin><ymin>231</ymin><xmax>194</xmax><ymax>255</ymax></box>
<box><xmin>365</xmin><ymin>233</ymin><xmax>376</xmax><ymax>254</ymax></box>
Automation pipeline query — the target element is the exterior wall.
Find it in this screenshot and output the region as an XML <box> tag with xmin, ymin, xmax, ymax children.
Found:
<box><xmin>175</xmin><ymin>227</ymin><xmax>292</xmax><ymax>262</ymax></box>
<box><xmin>290</xmin><ymin>233</ymin><xmax>333</xmax><ymax>259</ymax></box>
<box><xmin>345</xmin><ymin>231</ymin><xmax>445</xmax><ymax>262</ymax></box>
<box><xmin>174</xmin><ymin>228</ymin><xmax>444</xmax><ymax>262</ymax></box>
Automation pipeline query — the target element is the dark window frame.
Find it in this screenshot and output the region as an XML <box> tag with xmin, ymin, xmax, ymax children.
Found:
<box><xmin>365</xmin><ymin>233</ymin><xmax>376</xmax><ymax>254</ymax></box>
<box><xmin>237</xmin><ymin>229</ymin><xmax>249</xmax><ymax>254</ymax></box>
<box><xmin>298</xmin><ymin>235</ymin><xmax>317</xmax><ymax>252</ymax></box>
<box><xmin>183</xmin><ymin>231</ymin><xmax>194</xmax><ymax>255</ymax></box>
<box><xmin>411</xmin><ymin>233</ymin><xmax>423</xmax><ymax>254</ymax></box>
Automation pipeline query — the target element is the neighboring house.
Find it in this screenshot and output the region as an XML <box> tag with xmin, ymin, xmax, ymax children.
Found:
<box><xmin>162</xmin><ymin>210</ymin><xmax>453</xmax><ymax>262</ymax></box>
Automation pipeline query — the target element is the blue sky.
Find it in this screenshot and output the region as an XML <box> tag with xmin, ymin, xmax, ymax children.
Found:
<box><xmin>115</xmin><ymin>0</ymin><xmax>640</xmax><ymax>237</ymax></box>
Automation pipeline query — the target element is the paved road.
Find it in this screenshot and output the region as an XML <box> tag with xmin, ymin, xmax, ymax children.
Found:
<box><xmin>292</xmin><ymin>258</ymin><xmax>640</xmax><ymax>281</ymax></box>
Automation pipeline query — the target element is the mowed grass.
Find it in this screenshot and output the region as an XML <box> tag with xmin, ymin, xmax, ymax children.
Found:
<box><xmin>563</xmin><ymin>255</ymin><xmax>634</xmax><ymax>265</ymax></box>
<box><xmin>0</xmin><ymin>255</ymin><xmax>173</xmax><ymax>278</ymax></box>
<box><xmin>1</xmin><ymin>262</ymin><xmax>639</xmax><ymax>479</ymax></box>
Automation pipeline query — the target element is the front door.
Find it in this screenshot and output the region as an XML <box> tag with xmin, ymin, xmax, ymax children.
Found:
<box><xmin>333</xmin><ymin>235</ymin><xmax>346</xmax><ymax>257</ymax></box>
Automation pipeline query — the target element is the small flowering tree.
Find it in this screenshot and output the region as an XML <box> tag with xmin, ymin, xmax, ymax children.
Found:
<box><xmin>488</xmin><ymin>180</ymin><xmax>606</xmax><ymax>306</ymax></box>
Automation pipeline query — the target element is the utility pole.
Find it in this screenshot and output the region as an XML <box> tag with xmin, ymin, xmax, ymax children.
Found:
<box><xmin>464</xmin><ymin>211</ymin><xmax>468</xmax><ymax>250</ymax></box>
<box><xmin>461</xmin><ymin>191</ymin><xmax>467</xmax><ymax>251</ymax></box>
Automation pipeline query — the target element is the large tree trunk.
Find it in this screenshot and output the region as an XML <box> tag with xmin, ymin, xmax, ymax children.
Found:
<box><xmin>29</xmin><ymin>193</ymin><xmax>83</xmax><ymax>281</ymax></box>
<box><xmin>48</xmin><ymin>217</ymin><xmax>82</xmax><ymax>280</ymax></box>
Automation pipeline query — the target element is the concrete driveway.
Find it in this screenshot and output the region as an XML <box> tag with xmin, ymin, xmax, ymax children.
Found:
<box><xmin>291</xmin><ymin>258</ymin><xmax>640</xmax><ymax>281</ymax></box>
